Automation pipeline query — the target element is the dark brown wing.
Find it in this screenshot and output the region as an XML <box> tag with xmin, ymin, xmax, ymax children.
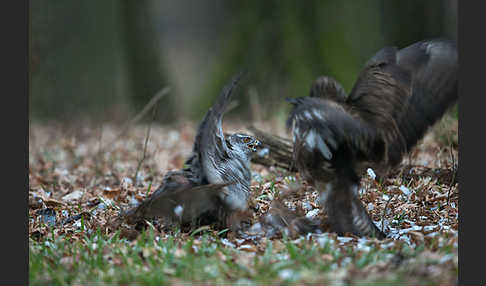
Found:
<box><xmin>346</xmin><ymin>46</ymin><xmax>412</xmax><ymax>168</ymax></box>
<box><xmin>395</xmin><ymin>39</ymin><xmax>458</xmax><ymax>159</ymax></box>
<box><xmin>324</xmin><ymin>40</ymin><xmax>457</xmax><ymax>238</ymax></box>
<box><xmin>123</xmin><ymin>170</ymin><xmax>233</xmax><ymax>225</ymax></box>
<box><xmin>309</xmin><ymin>76</ymin><xmax>347</xmax><ymax>103</ymax></box>
<box><xmin>347</xmin><ymin>39</ymin><xmax>458</xmax><ymax>167</ymax></box>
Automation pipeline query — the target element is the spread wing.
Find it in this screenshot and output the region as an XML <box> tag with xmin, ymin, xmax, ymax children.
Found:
<box><xmin>309</xmin><ymin>76</ymin><xmax>347</xmax><ymax>103</ymax></box>
<box><xmin>123</xmin><ymin>170</ymin><xmax>233</xmax><ymax>225</ymax></box>
<box><xmin>346</xmin><ymin>46</ymin><xmax>412</xmax><ymax>167</ymax></box>
<box><xmin>193</xmin><ymin>71</ymin><xmax>246</xmax><ymax>184</ymax></box>
<box><xmin>346</xmin><ymin>39</ymin><xmax>458</xmax><ymax>167</ymax></box>
<box><xmin>395</xmin><ymin>39</ymin><xmax>458</xmax><ymax>156</ymax></box>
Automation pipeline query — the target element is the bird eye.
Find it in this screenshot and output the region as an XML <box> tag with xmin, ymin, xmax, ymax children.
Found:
<box><xmin>243</xmin><ymin>137</ymin><xmax>251</xmax><ymax>143</ymax></box>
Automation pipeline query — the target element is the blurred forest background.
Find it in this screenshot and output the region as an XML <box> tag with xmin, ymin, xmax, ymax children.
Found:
<box><xmin>29</xmin><ymin>0</ymin><xmax>457</xmax><ymax>125</ymax></box>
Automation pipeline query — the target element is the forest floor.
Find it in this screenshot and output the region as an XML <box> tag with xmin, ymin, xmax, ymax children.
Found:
<box><xmin>29</xmin><ymin>117</ymin><xmax>458</xmax><ymax>286</ymax></box>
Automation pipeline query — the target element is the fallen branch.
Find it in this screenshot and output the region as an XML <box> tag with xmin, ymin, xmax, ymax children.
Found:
<box><xmin>247</xmin><ymin>125</ymin><xmax>296</xmax><ymax>171</ymax></box>
<box><xmin>447</xmin><ymin>144</ymin><xmax>457</xmax><ymax>206</ymax></box>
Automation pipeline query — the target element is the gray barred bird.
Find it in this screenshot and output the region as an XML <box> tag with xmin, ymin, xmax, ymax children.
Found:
<box><xmin>286</xmin><ymin>39</ymin><xmax>458</xmax><ymax>239</ymax></box>
<box><xmin>124</xmin><ymin>72</ymin><xmax>260</xmax><ymax>229</ymax></box>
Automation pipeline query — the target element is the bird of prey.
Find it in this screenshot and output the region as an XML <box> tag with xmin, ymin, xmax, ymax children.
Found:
<box><xmin>286</xmin><ymin>39</ymin><xmax>458</xmax><ymax>239</ymax></box>
<box><xmin>123</xmin><ymin>72</ymin><xmax>260</xmax><ymax>229</ymax></box>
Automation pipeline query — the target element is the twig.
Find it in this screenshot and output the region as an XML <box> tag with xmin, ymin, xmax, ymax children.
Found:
<box><xmin>381</xmin><ymin>193</ymin><xmax>395</xmax><ymax>233</ymax></box>
<box><xmin>102</xmin><ymin>86</ymin><xmax>170</xmax><ymax>153</ymax></box>
<box><xmin>133</xmin><ymin>103</ymin><xmax>158</xmax><ymax>185</ymax></box>
<box><xmin>447</xmin><ymin>142</ymin><xmax>457</xmax><ymax>206</ymax></box>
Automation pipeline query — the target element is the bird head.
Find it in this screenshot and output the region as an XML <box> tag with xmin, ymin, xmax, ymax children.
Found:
<box><xmin>227</xmin><ymin>133</ymin><xmax>261</xmax><ymax>155</ymax></box>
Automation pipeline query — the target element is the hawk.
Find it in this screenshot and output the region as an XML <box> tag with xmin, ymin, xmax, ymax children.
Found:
<box><xmin>124</xmin><ymin>72</ymin><xmax>260</xmax><ymax>229</ymax></box>
<box><xmin>287</xmin><ymin>39</ymin><xmax>458</xmax><ymax>238</ymax></box>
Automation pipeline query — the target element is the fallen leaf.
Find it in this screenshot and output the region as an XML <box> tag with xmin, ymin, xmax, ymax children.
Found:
<box><xmin>103</xmin><ymin>187</ymin><xmax>122</xmax><ymax>199</ymax></box>
<box><xmin>62</xmin><ymin>190</ymin><xmax>84</xmax><ymax>202</ymax></box>
<box><xmin>238</xmin><ymin>244</ymin><xmax>258</xmax><ymax>252</ymax></box>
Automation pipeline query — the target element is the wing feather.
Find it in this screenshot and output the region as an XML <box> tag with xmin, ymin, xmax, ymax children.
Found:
<box><xmin>194</xmin><ymin>71</ymin><xmax>246</xmax><ymax>184</ymax></box>
<box><xmin>395</xmin><ymin>39</ymin><xmax>458</xmax><ymax>155</ymax></box>
<box><xmin>124</xmin><ymin>170</ymin><xmax>233</xmax><ymax>225</ymax></box>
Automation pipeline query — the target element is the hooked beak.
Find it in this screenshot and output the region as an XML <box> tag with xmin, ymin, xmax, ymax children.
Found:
<box><xmin>248</xmin><ymin>139</ymin><xmax>261</xmax><ymax>152</ymax></box>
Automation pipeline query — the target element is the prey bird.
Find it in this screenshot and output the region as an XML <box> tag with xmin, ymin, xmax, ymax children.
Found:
<box><xmin>123</xmin><ymin>71</ymin><xmax>260</xmax><ymax>229</ymax></box>
<box><xmin>286</xmin><ymin>39</ymin><xmax>458</xmax><ymax>239</ymax></box>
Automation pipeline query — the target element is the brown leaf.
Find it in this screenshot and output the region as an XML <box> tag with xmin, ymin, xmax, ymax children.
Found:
<box><xmin>238</xmin><ymin>243</ymin><xmax>258</xmax><ymax>252</ymax></box>
<box><xmin>62</xmin><ymin>190</ymin><xmax>84</xmax><ymax>202</ymax></box>
<box><xmin>103</xmin><ymin>187</ymin><xmax>122</xmax><ymax>199</ymax></box>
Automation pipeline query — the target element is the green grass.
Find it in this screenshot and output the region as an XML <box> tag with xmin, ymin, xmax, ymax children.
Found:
<box><xmin>29</xmin><ymin>123</ymin><xmax>459</xmax><ymax>285</ymax></box>
<box><xmin>29</xmin><ymin>227</ymin><xmax>457</xmax><ymax>286</ymax></box>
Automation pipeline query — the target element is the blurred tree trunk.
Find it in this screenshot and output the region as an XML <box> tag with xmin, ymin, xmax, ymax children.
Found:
<box><xmin>119</xmin><ymin>1</ymin><xmax>174</xmax><ymax>123</ymax></box>
<box><xmin>30</xmin><ymin>0</ymin><xmax>173</xmax><ymax>124</ymax></box>
<box><xmin>29</xmin><ymin>0</ymin><xmax>127</xmax><ymax>122</ymax></box>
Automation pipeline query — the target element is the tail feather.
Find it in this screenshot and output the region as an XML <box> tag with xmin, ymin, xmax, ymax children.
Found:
<box><xmin>211</xmin><ymin>70</ymin><xmax>247</xmax><ymax>118</ymax></box>
<box><xmin>193</xmin><ymin>70</ymin><xmax>246</xmax><ymax>156</ymax></box>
